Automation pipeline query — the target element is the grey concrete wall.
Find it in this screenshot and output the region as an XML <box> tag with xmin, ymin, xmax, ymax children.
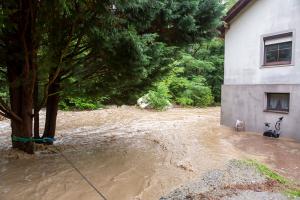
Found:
<box><xmin>221</xmin><ymin>84</ymin><xmax>300</xmax><ymax>141</ymax></box>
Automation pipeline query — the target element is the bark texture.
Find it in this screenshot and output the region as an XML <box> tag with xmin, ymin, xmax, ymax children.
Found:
<box><xmin>42</xmin><ymin>76</ymin><xmax>61</xmax><ymax>144</ymax></box>
<box><xmin>4</xmin><ymin>0</ymin><xmax>37</xmax><ymax>153</ymax></box>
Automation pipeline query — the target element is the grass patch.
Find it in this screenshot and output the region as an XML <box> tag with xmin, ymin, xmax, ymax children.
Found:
<box><xmin>286</xmin><ymin>189</ymin><xmax>300</xmax><ymax>198</ymax></box>
<box><xmin>243</xmin><ymin>159</ymin><xmax>300</xmax><ymax>198</ymax></box>
<box><xmin>244</xmin><ymin>159</ymin><xmax>288</xmax><ymax>184</ymax></box>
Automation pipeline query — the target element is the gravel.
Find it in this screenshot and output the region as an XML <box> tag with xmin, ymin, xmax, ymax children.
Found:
<box><xmin>160</xmin><ymin>160</ymin><xmax>289</xmax><ymax>200</ymax></box>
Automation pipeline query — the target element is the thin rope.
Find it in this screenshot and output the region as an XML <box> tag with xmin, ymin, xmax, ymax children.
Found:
<box><xmin>54</xmin><ymin>146</ymin><xmax>108</xmax><ymax>200</ymax></box>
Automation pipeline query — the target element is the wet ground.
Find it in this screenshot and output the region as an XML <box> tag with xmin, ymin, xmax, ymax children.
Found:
<box><xmin>0</xmin><ymin>106</ymin><xmax>299</xmax><ymax>200</ymax></box>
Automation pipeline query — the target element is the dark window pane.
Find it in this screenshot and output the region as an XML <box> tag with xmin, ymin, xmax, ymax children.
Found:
<box><xmin>266</xmin><ymin>50</ymin><xmax>278</xmax><ymax>63</ymax></box>
<box><xmin>267</xmin><ymin>93</ymin><xmax>289</xmax><ymax>112</ymax></box>
<box><xmin>279</xmin><ymin>49</ymin><xmax>292</xmax><ymax>62</ymax></box>
<box><xmin>279</xmin><ymin>41</ymin><xmax>292</xmax><ymax>50</ymax></box>
<box><xmin>264</xmin><ymin>41</ymin><xmax>292</xmax><ymax>65</ymax></box>
<box><xmin>265</xmin><ymin>44</ymin><xmax>278</xmax><ymax>51</ymax></box>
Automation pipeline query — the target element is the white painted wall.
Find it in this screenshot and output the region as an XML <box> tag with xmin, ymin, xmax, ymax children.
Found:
<box><xmin>224</xmin><ymin>0</ymin><xmax>300</xmax><ymax>85</ymax></box>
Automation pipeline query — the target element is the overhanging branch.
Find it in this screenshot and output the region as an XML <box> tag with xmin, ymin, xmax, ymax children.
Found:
<box><xmin>38</xmin><ymin>67</ymin><xmax>62</xmax><ymax>111</ymax></box>
<box><xmin>0</xmin><ymin>97</ymin><xmax>10</xmax><ymax>112</ymax></box>
<box><xmin>0</xmin><ymin>110</ymin><xmax>8</xmax><ymax>119</ymax></box>
<box><xmin>0</xmin><ymin>97</ymin><xmax>22</xmax><ymax>122</ymax></box>
<box><xmin>0</xmin><ymin>68</ymin><xmax>6</xmax><ymax>75</ymax></box>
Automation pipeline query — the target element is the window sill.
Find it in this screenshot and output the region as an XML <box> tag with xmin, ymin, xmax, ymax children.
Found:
<box><xmin>260</xmin><ymin>63</ymin><xmax>294</xmax><ymax>68</ymax></box>
<box><xmin>264</xmin><ymin>109</ymin><xmax>289</xmax><ymax>114</ymax></box>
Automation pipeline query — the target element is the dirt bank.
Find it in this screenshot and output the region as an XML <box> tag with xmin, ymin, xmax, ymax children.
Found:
<box><xmin>0</xmin><ymin>107</ymin><xmax>299</xmax><ymax>200</ymax></box>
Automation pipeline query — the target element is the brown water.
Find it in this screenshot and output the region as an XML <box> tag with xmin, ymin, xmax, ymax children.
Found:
<box><xmin>0</xmin><ymin>107</ymin><xmax>299</xmax><ymax>200</ymax></box>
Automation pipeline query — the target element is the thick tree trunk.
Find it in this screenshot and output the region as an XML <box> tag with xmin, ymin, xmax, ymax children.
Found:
<box><xmin>42</xmin><ymin>77</ymin><xmax>61</xmax><ymax>144</ymax></box>
<box><xmin>4</xmin><ymin>0</ymin><xmax>37</xmax><ymax>154</ymax></box>
<box><xmin>8</xmin><ymin>67</ymin><xmax>35</xmax><ymax>154</ymax></box>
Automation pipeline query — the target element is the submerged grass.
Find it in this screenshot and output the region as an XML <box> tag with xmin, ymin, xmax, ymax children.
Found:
<box><xmin>286</xmin><ymin>189</ymin><xmax>300</xmax><ymax>198</ymax></box>
<box><xmin>243</xmin><ymin>159</ymin><xmax>300</xmax><ymax>198</ymax></box>
<box><xmin>244</xmin><ymin>159</ymin><xmax>288</xmax><ymax>184</ymax></box>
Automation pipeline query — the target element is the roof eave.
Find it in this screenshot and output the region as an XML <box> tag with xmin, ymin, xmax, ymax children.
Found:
<box><xmin>223</xmin><ymin>0</ymin><xmax>254</xmax><ymax>23</ymax></box>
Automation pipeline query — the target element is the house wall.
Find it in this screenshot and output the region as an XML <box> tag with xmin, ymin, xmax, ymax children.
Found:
<box><xmin>222</xmin><ymin>0</ymin><xmax>300</xmax><ymax>141</ymax></box>
<box><xmin>221</xmin><ymin>84</ymin><xmax>300</xmax><ymax>140</ymax></box>
<box><xmin>224</xmin><ymin>0</ymin><xmax>300</xmax><ymax>85</ymax></box>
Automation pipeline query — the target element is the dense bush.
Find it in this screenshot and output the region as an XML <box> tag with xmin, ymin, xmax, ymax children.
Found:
<box><xmin>159</xmin><ymin>48</ymin><xmax>217</xmax><ymax>108</ymax></box>
<box><xmin>59</xmin><ymin>97</ymin><xmax>104</xmax><ymax>111</ymax></box>
<box><xmin>146</xmin><ymin>58</ymin><xmax>214</xmax><ymax>109</ymax></box>
<box><xmin>147</xmin><ymin>83</ymin><xmax>171</xmax><ymax>110</ymax></box>
<box><xmin>169</xmin><ymin>77</ymin><xmax>213</xmax><ymax>107</ymax></box>
<box><xmin>194</xmin><ymin>39</ymin><xmax>224</xmax><ymax>103</ymax></box>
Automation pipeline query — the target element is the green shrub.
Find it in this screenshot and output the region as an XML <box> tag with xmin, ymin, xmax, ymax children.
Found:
<box><xmin>148</xmin><ymin>83</ymin><xmax>171</xmax><ymax>110</ymax></box>
<box><xmin>188</xmin><ymin>79</ymin><xmax>214</xmax><ymax>107</ymax></box>
<box><xmin>59</xmin><ymin>97</ymin><xmax>104</xmax><ymax>110</ymax></box>
<box><xmin>176</xmin><ymin>96</ymin><xmax>194</xmax><ymax>106</ymax></box>
<box><xmin>0</xmin><ymin>92</ymin><xmax>9</xmax><ymax>102</ymax></box>
<box><xmin>168</xmin><ymin>76</ymin><xmax>213</xmax><ymax>107</ymax></box>
<box><xmin>286</xmin><ymin>189</ymin><xmax>300</xmax><ymax>198</ymax></box>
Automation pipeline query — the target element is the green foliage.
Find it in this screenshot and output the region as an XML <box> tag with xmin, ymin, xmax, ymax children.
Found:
<box><xmin>147</xmin><ymin>83</ymin><xmax>171</xmax><ymax>110</ymax></box>
<box><xmin>94</xmin><ymin>33</ymin><xmax>176</xmax><ymax>105</ymax></box>
<box><xmin>151</xmin><ymin>38</ymin><xmax>224</xmax><ymax>107</ymax></box>
<box><xmin>224</xmin><ymin>0</ymin><xmax>238</xmax><ymax>12</ymax></box>
<box><xmin>168</xmin><ymin>76</ymin><xmax>213</xmax><ymax>107</ymax></box>
<box><xmin>119</xmin><ymin>0</ymin><xmax>224</xmax><ymax>45</ymax></box>
<box><xmin>244</xmin><ymin>159</ymin><xmax>300</xmax><ymax>198</ymax></box>
<box><xmin>286</xmin><ymin>189</ymin><xmax>300</xmax><ymax>198</ymax></box>
<box><xmin>0</xmin><ymin>71</ymin><xmax>8</xmax><ymax>103</ymax></box>
<box><xmin>145</xmin><ymin>48</ymin><xmax>216</xmax><ymax>108</ymax></box>
<box><xmin>59</xmin><ymin>97</ymin><xmax>104</xmax><ymax>111</ymax></box>
<box><xmin>39</xmin><ymin>0</ymin><xmax>224</xmax><ymax>107</ymax></box>
<box><xmin>1</xmin><ymin>0</ymin><xmax>225</xmax><ymax>114</ymax></box>
<box><xmin>191</xmin><ymin>38</ymin><xmax>224</xmax><ymax>103</ymax></box>
<box><xmin>160</xmin><ymin>46</ymin><xmax>218</xmax><ymax>107</ymax></box>
<box><xmin>244</xmin><ymin>160</ymin><xmax>288</xmax><ymax>184</ymax></box>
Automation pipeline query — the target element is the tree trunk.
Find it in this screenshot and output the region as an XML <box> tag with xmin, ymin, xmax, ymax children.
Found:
<box><xmin>34</xmin><ymin>79</ymin><xmax>40</xmax><ymax>139</ymax></box>
<box><xmin>4</xmin><ymin>0</ymin><xmax>38</xmax><ymax>154</ymax></box>
<box><xmin>8</xmin><ymin>66</ymin><xmax>35</xmax><ymax>154</ymax></box>
<box><xmin>42</xmin><ymin>77</ymin><xmax>61</xmax><ymax>144</ymax></box>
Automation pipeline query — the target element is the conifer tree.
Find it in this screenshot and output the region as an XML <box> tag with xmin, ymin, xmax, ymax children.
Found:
<box><xmin>0</xmin><ymin>0</ymin><xmax>224</xmax><ymax>153</ymax></box>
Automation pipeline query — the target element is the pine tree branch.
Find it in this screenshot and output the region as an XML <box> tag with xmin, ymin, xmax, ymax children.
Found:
<box><xmin>48</xmin><ymin>91</ymin><xmax>62</xmax><ymax>97</ymax></box>
<box><xmin>0</xmin><ymin>111</ymin><xmax>9</xmax><ymax>119</ymax></box>
<box><xmin>38</xmin><ymin>66</ymin><xmax>62</xmax><ymax>111</ymax></box>
<box><xmin>0</xmin><ymin>105</ymin><xmax>8</xmax><ymax>116</ymax></box>
<box><xmin>0</xmin><ymin>97</ymin><xmax>22</xmax><ymax>122</ymax></box>
<box><xmin>0</xmin><ymin>69</ymin><xmax>6</xmax><ymax>75</ymax></box>
<box><xmin>37</xmin><ymin>17</ymin><xmax>78</xmax><ymax>111</ymax></box>
<box><xmin>0</xmin><ymin>97</ymin><xmax>10</xmax><ymax>113</ymax></box>
<box><xmin>60</xmin><ymin>70</ymin><xmax>73</xmax><ymax>81</ymax></box>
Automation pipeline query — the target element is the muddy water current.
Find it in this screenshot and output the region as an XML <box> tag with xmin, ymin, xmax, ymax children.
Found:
<box><xmin>0</xmin><ymin>107</ymin><xmax>299</xmax><ymax>200</ymax></box>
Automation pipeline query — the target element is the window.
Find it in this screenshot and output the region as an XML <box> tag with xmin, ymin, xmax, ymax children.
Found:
<box><xmin>266</xmin><ymin>93</ymin><xmax>290</xmax><ymax>113</ymax></box>
<box><xmin>263</xmin><ymin>32</ymin><xmax>293</xmax><ymax>66</ymax></box>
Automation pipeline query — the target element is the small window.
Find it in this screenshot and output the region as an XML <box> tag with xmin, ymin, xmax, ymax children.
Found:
<box><xmin>266</xmin><ymin>93</ymin><xmax>290</xmax><ymax>113</ymax></box>
<box><xmin>263</xmin><ymin>32</ymin><xmax>293</xmax><ymax>66</ymax></box>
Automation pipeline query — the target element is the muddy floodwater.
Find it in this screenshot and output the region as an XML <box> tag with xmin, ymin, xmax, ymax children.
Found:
<box><xmin>0</xmin><ymin>107</ymin><xmax>299</xmax><ymax>200</ymax></box>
